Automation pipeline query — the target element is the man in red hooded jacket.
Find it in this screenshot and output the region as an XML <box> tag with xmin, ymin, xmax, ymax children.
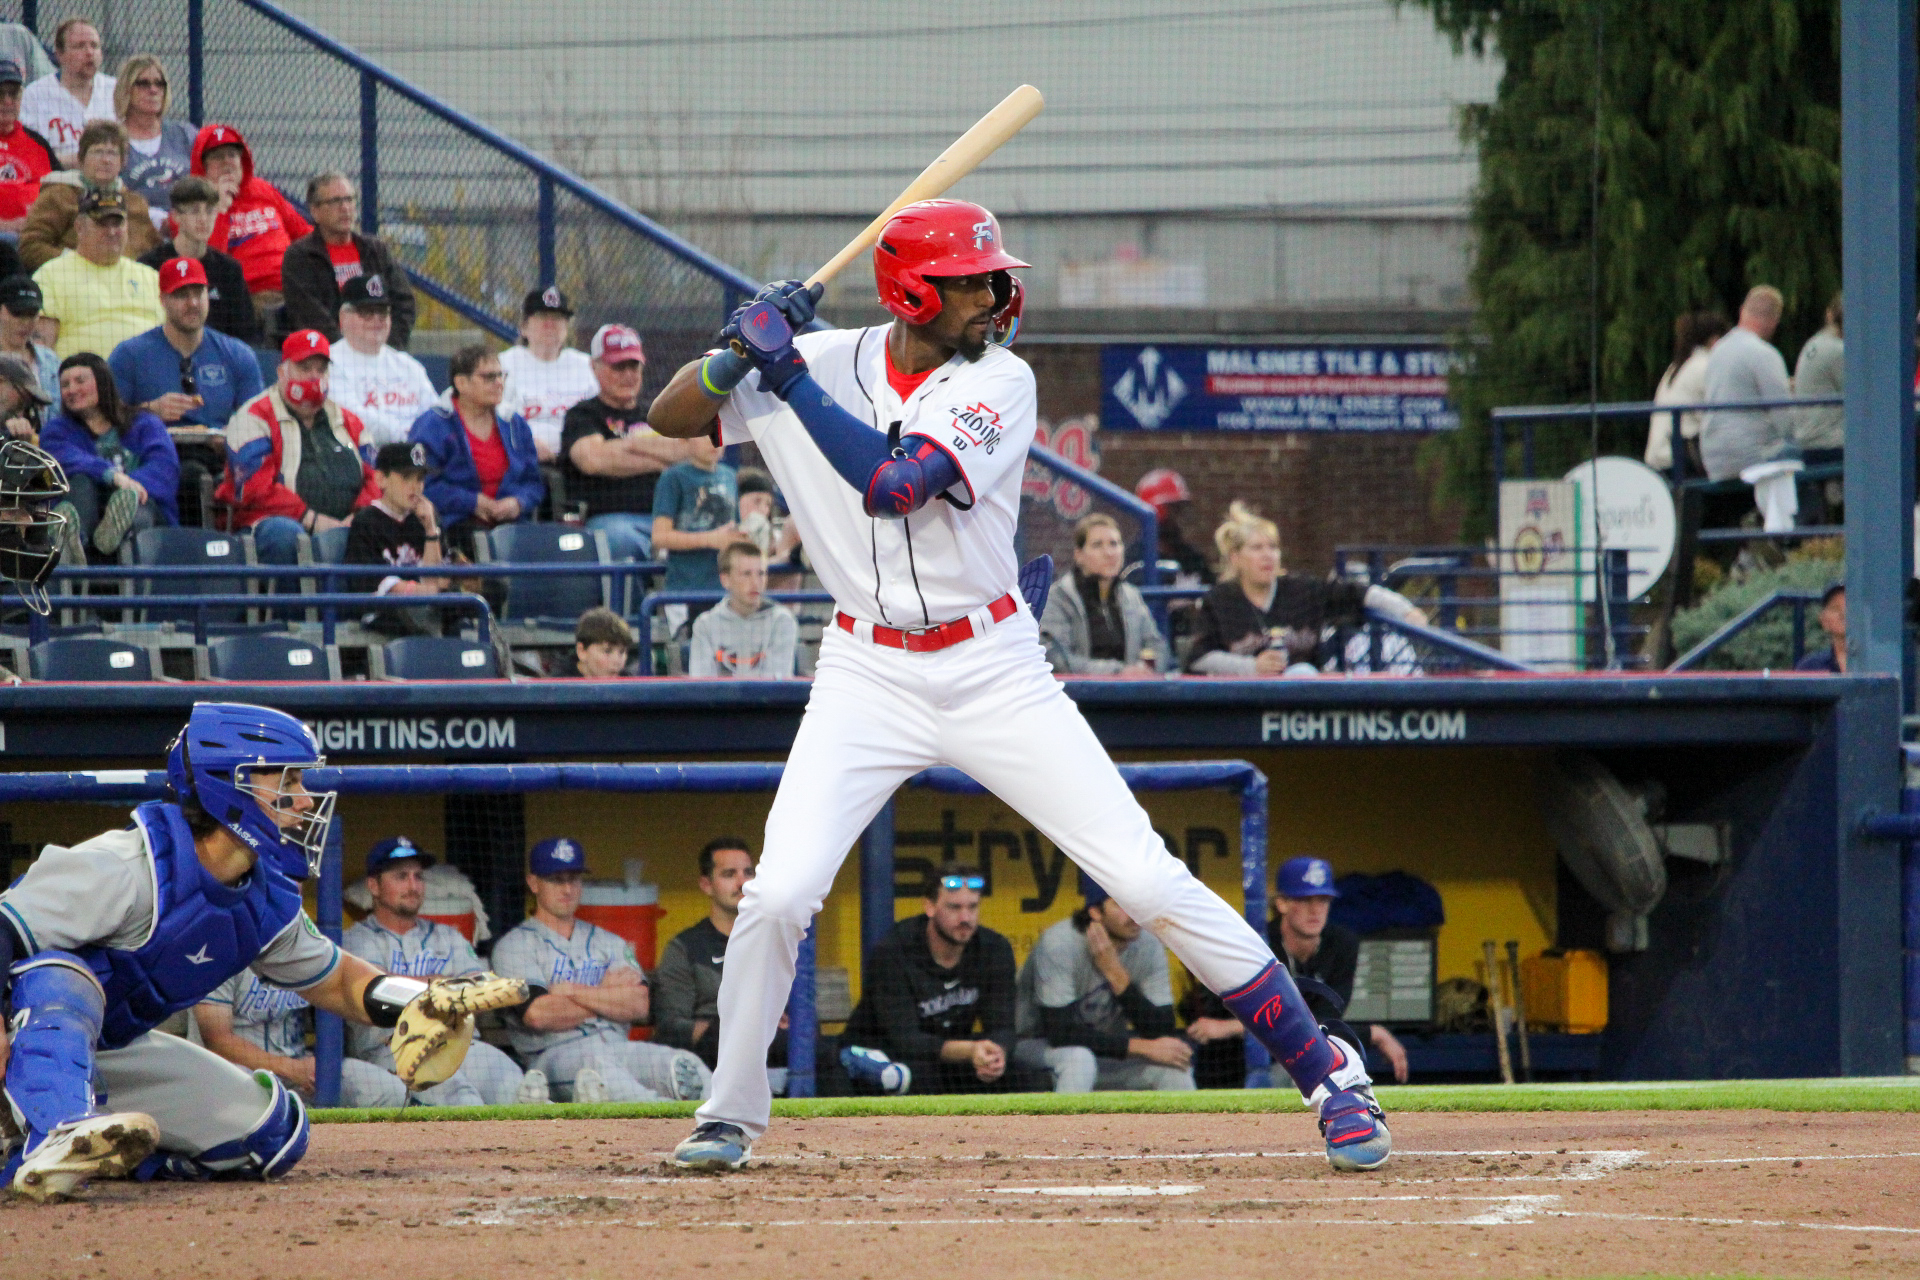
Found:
<box><xmin>189</xmin><ymin>123</ymin><xmax>310</xmax><ymax>327</ymax></box>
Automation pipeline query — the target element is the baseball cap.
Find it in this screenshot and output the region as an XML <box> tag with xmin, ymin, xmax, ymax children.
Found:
<box><xmin>1134</xmin><ymin>467</ymin><xmax>1192</xmax><ymax>512</ymax></box>
<box><xmin>1078</xmin><ymin>867</ymin><xmax>1111</xmax><ymax>908</ymax></box>
<box><xmin>1276</xmin><ymin>855</ymin><xmax>1340</xmax><ymax>899</ymax></box>
<box><xmin>374</xmin><ymin>441</ymin><xmax>428</xmax><ymax>475</ymax></box>
<box><xmin>529</xmin><ymin>836</ymin><xmax>586</xmax><ymax>877</ymax></box>
<box><xmin>366</xmin><ymin>835</ymin><xmax>435</xmax><ymax>877</ymax></box>
<box><xmin>589</xmin><ymin>323</ymin><xmax>644</xmax><ymax>364</ymax></box>
<box><xmin>0</xmin><ymin>274</ymin><xmax>42</xmax><ymax>315</ymax></box>
<box><xmin>158</xmin><ymin>257</ymin><xmax>208</xmax><ymax>295</ymax></box>
<box><xmin>282</xmin><ymin>329</ymin><xmax>330</xmax><ymax>363</ymax></box>
<box><xmin>0</xmin><ymin>352</ymin><xmax>50</xmax><ymax>404</ymax></box>
<box><xmin>79</xmin><ymin>187</ymin><xmax>128</xmax><ymax>220</ymax></box>
<box><xmin>341</xmin><ymin>272</ymin><xmax>392</xmax><ymax>310</ymax></box>
<box><xmin>521</xmin><ymin>285</ymin><xmax>573</xmax><ymax>319</ymax></box>
<box><xmin>0</xmin><ymin>58</ymin><xmax>25</xmax><ymax>88</ymax></box>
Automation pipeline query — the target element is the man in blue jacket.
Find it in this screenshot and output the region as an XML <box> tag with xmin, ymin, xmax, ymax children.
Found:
<box><xmin>407</xmin><ymin>343</ymin><xmax>542</xmax><ymax>559</ymax></box>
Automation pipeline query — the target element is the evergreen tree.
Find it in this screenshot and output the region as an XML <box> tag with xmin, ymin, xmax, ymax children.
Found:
<box><xmin>1406</xmin><ymin>0</ymin><xmax>1841</xmax><ymax>535</ymax></box>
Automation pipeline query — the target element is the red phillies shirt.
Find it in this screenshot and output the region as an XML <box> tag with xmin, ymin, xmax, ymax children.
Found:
<box><xmin>326</xmin><ymin>239</ymin><xmax>363</xmax><ymax>285</ymax></box>
<box><xmin>466</xmin><ymin>420</ymin><xmax>508</xmax><ymax>499</ymax></box>
<box><xmin>0</xmin><ymin>122</ymin><xmax>55</xmax><ymax>221</ymax></box>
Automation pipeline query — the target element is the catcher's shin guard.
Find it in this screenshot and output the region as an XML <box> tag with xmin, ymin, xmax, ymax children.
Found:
<box><xmin>4</xmin><ymin>954</ymin><xmax>105</xmax><ymax>1141</ymax></box>
<box><xmin>137</xmin><ymin>1071</ymin><xmax>308</xmax><ymax>1181</ymax></box>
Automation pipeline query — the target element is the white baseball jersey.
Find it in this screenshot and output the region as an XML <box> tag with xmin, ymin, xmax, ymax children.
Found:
<box><xmin>716</xmin><ymin>325</ymin><xmax>1037</xmax><ymax>627</ymax></box>
<box><xmin>501</xmin><ymin>345</ymin><xmax>597</xmax><ymax>455</ymax></box>
<box><xmin>340</xmin><ymin>915</ymin><xmax>485</xmax><ymax>1057</ymax></box>
<box><xmin>203</xmin><ymin>967</ymin><xmax>312</xmax><ymax>1060</ymax></box>
<box><xmin>329</xmin><ymin>343</ymin><xmax>439</xmax><ymax>447</ymax></box>
<box><xmin>20</xmin><ymin>72</ymin><xmax>115</xmax><ymax>160</ymax></box>
<box><xmin>489</xmin><ymin>915</ymin><xmax>644</xmax><ymax>1058</ymax></box>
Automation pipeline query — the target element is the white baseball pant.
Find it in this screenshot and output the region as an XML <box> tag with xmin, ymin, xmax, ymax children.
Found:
<box><xmin>358</xmin><ymin>1039</ymin><xmax>524</xmax><ymax>1107</ymax></box>
<box><xmin>96</xmin><ymin>1032</ymin><xmax>279</xmax><ymax>1158</ymax></box>
<box><xmin>697</xmin><ymin>612</ymin><xmax>1281</xmax><ymax>1140</ymax></box>
<box><xmin>532</xmin><ymin>1035</ymin><xmax>711</xmax><ymax>1102</ymax></box>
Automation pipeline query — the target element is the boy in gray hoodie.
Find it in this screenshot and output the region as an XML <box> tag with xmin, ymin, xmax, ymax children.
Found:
<box><xmin>689</xmin><ymin>540</ymin><xmax>797</xmax><ymax>678</ymax></box>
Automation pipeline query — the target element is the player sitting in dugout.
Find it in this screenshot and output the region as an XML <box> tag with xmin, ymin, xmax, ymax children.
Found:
<box><xmin>839</xmin><ymin>864</ymin><xmax>1048</xmax><ymax>1095</ymax></box>
<box><xmin>0</xmin><ymin>702</ymin><xmax>528</xmax><ymax>1201</ymax></box>
<box><xmin>1013</xmin><ymin>871</ymin><xmax>1195</xmax><ymax>1092</ymax></box>
<box><xmin>1183</xmin><ymin>501</ymin><xmax>1424</xmax><ymax>675</ymax></box>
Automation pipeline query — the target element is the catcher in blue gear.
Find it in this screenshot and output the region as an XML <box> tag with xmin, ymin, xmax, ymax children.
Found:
<box><xmin>0</xmin><ymin>702</ymin><xmax>529</xmax><ymax>1201</ymax></box>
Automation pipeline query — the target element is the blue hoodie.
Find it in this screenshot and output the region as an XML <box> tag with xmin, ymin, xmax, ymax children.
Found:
<box><xmin>40</xmin><ymin>408</ymin><xmax>180</xmax><ymax>526</ymax></box>
<box><xmin>407</xmin><ymin>394</ymin><xmax>544</xmax><ymax>526</ymax></box>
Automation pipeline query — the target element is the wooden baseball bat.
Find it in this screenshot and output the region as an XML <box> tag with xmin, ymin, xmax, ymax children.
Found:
<box><xmin>804</xmin><ymin>84</ymin><xmax>1045</xmax><ymax>289</ymax></box>
<box><xmin>1507</xmin><ymin>940</ymin><xmax>1534</xmax><ymax>1082</ymax></box>
<box><xmin>1483</xmin><ymin>940</ymin><xmax>1515</xmax><ymax>1085</ymax></box>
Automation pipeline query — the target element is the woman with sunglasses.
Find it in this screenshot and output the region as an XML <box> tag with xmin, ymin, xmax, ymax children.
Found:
<box><xmin>408</xmin><ymin>342</ymin><xmax>543</xmax><ymax>560</ymax></box>
<box><xmin>114</xmin><ymin>56</ymin><xmax>194</xmax><ymax>231</ymax></box>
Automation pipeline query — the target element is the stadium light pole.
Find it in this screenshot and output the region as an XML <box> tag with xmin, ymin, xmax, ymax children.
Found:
<box><xmin>1841</xmin><ymin>0</ymin><xmax>1917</xmax><ymax>707</ymax></box>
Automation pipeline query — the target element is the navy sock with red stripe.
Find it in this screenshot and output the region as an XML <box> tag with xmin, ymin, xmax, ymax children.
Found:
<box><xmin>1221</xmin><ymin>959</ymin><xmax>1339</xmax><ymax>1098</ymax></box>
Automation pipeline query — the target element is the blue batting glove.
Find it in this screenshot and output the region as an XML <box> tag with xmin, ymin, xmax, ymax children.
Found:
<box><xmin>753</xmin><ymin>279</ymin><xmax>824</xmax><ymax>329</ymax></box>
<box><xmin>731</xmin><ymin>300</ymin><xmax>809</xmax><ymax>399</ymax></box>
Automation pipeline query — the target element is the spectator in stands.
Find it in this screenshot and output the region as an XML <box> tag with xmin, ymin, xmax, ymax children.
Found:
<box><xmin>1128</xmin><ymin>467</ymin><xmax>1213</xmax><ymax>585</ymax></box>
<box><xmin>553</xmin><ymin>605</ymin><xmax>635</xmax><ymax>678</ymax></box>
<box><xmin>1014</xmin><ymin>870</ymin><xmax>1194</xmax><ymax>1092</ymax></box>
<box><xmin>1794</xmin><ymin>292</ymin><xmax>1844</xmax><ymax>455</ymax></box>
<box><xmin>734</xmin><ymin>467</ymin><xmax>799</xmax><ymax>572</ymax></box>
<box><xmin>689</xmin><ymin>540</ymin><xmax>797</xmax><ymax>677</ymax></box>
<box><xmin>1179</xmin><ymin>856</ymin><xmax>1408</xmax><ymax>1089</ymax></box>
<box><xmin>502</xmin><ymin>286</ymin><xmax>596</xmax><ymax>463</ymax></box>
<box><xmin>0</xmin><ymin>275</ymin><xmax>58</xmax><ymax>401</ymax></box>
<box><xmin>108</xmin><ymin>256</ymin><xmax>263</xmax><ymax>431</ymax></box>
<box><xmin>0</xmin><ymin>58</ymin><xmax>56</xmax><ymax>241</ymax></box>
<box><xmin>280</xmin><ymin>171</ymin><xmax>417</xmax><ymax>349</ymax></box>
<box><xmin>1701</xmin><ymin>285</ymin><xmax>1794</xmax><ymax>482</ymax></box>
<box><xmin>21</xmin><ymin>18</ymin><xmax>112</xmax><ymax>168</ymax></box>
<box><xmin>32</xmin><ymin>187</ymin><xmax>164</xmax><ymax>359</ymax></box>
<box><xmin>652</xmin><ymin>429</ymin><xmax>737</xmax><ymax>594</ymax></box>
<box><xmin>328</xmin><ymin>273</ymin><xmax>436</xmax><ymax>448</ymax></box>
<box><xmin>344</xmin><ymin>441</ymin><xmax>446</xmax><ymax>607</ymax></box>
<box><xmin>0</xmin><ymin>351</ymin><xmax>48</xmax><ymax>443</ymax></box>
<box><xmin>190</xmin><ymin>122</ymin><xmax>312</xmax><ymax>318</ymax></box>
<box><xmin>1796</xmin><ymin>583</ymin><xmax>1846</xmax><ymax>673</ymax></box>
<box><xmin>0</xmin><ymin>23</ymin><xmax>53</xmax><ymax>87</ymax></box>
<box><xmin>1646</xmin><ymin>309</ymin><xmax>1729</xmax><ymax>475</ymax></box>
<box><xmin>654</xmin><ymin>837</ymin><xmax>758</xmax><ymax>1070</ymax></box>
<box><xmin>491</xmin><ymin>836</ymin><xmax>713</xmax><ymax>1103</ymax></box>
<box><xmin>560</xmin><ymin>323</ymin><xmax>682</xmax><ymax>557</ymax></box>
<box><xmin>21</xmin><ymin>119</ymin><xmax>162</xmax><ymax>270</ymax></box>
<box><xmin>114</xmin><ymin>56</ymin><xmax>193</xmax><ymax>230</ymax></box>
<box><xmin>1184</xmin><ymin>502</ymin><xmax>1423</xmax><ymax>676</ymax></box>
<box><xmin>842</xmin><ymin>864</ymin><xmax>1044</xmax><ymax>1095</ymax></box>
<box><xmin>340</xmin><ymin>836</ymin><xmax>524</xmax><ymax>1105</ymax></box>
<box><xmin>218</xmin><ymin>329</ymin><xmax>379</xmax><ymax>565</ymax></box>
<box><xmin>409</xmin><ymin>343</ymin><xmax>542</xmax><ymax>560</ymax></box>
<box><xmin>1042</xmin><ymin>512</ymin><xmax>1166</xmax><ymax>676</ymax></box>
<box><xmin>195</xmin><ymin>967</ymin><xmax>413</xmax><ymax>1108</ymax></box>
<box><xmin>40</xmin><ymin>352</ymin><xmax>176</xmax><ymax>557</ymax></box>
<box><xmin>138</xmin><ymin>175</ymin><xmax>258</xmax><ymax>344</ymax></box>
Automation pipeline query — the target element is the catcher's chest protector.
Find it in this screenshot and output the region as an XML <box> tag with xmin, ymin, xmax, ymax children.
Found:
<box><xmin>83</xmin><ymin>801</ymin><xmax>305</xmax><ymax>1049</ymax></box>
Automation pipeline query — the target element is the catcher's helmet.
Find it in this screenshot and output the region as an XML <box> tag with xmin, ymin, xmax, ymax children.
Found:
<box><xmin>166</xmin><ymin>702</ymin><xmax>335</xmax><ymax>881</ymax></box>
<box><xmin>873</xmin><ymin>199</ymin><xmax>1029</xmax><ymax>344</ymax></box>
<box><xmin>0</xmin><ymin>438</ymin><xmax>69</xmax><ymax>615</ymax></box>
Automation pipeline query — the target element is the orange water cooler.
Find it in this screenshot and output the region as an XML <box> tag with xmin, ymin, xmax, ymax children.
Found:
<box><xmin>576</xmin><ymin>862</ymin><xmax>665</xmax><ymax>1040</ymax></box>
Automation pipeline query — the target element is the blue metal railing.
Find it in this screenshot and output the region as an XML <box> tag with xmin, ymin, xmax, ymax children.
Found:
<box><xmin>1667</xmin><ymin>589</ymin><xmax>1827</xmax><ymax>672</ymax></box>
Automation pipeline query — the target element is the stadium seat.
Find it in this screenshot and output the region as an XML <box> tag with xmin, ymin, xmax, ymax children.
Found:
<box><xmin>480</xmin><ymin>524</ymin><xmax>611</xmax><ymax>636</ymax></box>
<box><xmin>201</xmin><ymin>634</ymin><xmax>342</xmax><ymax>682</ymax></box>
<box><xmin>372</xmin><ymin>636</ymin><xmax>500</xmax><ymax>680</ymax></box>
<box><xmin>309</xmin><ymin>526</ymin><xmax>352</xmax><ymax>565</ymax></box>
<box><xmin>29</xmin><ymin>637</ymin><xmax>161</xmax><ymax>681</ymax></box>
<box><xmin>128</xmin><ymin>526</ymin><xmax>256</xmax><ymax>626</ymax></box>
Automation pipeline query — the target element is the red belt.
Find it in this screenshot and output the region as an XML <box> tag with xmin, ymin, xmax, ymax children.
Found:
<box><xmin>836</xmin><ymin>593</ymin><xmax>1017</xmax><ymax>652</ymax></box>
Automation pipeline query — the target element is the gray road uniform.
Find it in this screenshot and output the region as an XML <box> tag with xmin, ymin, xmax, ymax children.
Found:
<box><xmin>201</xmin><ymin>969</ymin><xmax>408</xmax><ymax>1109</ymax></box>
<box><xmin>0</xmin><ymin>824</ymin><xmax>337</xmax><ymax>1167</ymax></box>
<box><xmin>1014</xmin><ymin>916</ymin><xmax>1195</xmax><ymax>1092</ymax></box>
<box><xmin>341</xmin><ymin>917</ymin><xmax>523</xmax><ymax>1105</ymax></box>
<box><xmin>489</xmin><ymin>916</ymin><xmax>711</xmax><ymax>1102</ymax></box>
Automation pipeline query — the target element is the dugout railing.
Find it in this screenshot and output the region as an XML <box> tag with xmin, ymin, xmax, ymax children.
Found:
<box><xmin>0</xmin><ymin>759</ymin><xmax>1272</xmax><ymax>1105</ymax></box>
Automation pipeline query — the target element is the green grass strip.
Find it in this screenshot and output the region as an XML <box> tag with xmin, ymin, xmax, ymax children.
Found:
<box><xmin>310</xmin><ymin>1075</ymin><xmax>1920</xmax><ymax>1124</ymax></box>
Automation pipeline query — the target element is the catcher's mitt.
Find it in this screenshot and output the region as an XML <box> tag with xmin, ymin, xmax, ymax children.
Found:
<box><xmin>390</xmin><ymin>972</ymin><xmax>528</xmax><ymax>1087</ymax></box>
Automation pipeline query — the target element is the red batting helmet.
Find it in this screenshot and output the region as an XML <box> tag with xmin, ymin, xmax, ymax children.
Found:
<box><xmin>1134</xmin><ymin>468</ymin><xmax>1191</xmax><ymax>513</ymax></box>
<box><xmin>874</xmin><ymin>199</ymin><xmax>1029</xmax><ymax>343</ymax></box>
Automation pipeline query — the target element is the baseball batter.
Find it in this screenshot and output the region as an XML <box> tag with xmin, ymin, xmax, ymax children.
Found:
<box><xmin>648</xmin><ymin>199</ymin><xmax>1391</xmax><ymax>1172</ymax></box>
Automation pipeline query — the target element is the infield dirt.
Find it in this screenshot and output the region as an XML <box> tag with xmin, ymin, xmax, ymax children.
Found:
<box><xmin>3</xmin><ymin>1110</ymin><xmax>1916</xmax><ymax>1278</ymax></box>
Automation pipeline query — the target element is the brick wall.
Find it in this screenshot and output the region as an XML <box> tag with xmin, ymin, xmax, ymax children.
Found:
<box><xmin>1024</xmin><ymin>345</ymin><xmax>1464</xmax><ymax>576</ymax></box>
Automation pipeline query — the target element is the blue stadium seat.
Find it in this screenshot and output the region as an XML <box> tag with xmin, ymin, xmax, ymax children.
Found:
<box><xmin>29</xmin><ymin>637</ymin><xmax>160</xmax><ymax>681</ymax></box>
<box><xmin>309</xmin><ymin>526</ymin><xmax>351</xmax><ymax>564</ymax></box>
<box><xmin>130</xmin><ymin>526</ymin><xmax>255</xmax><ymax>625</ymax></box>
<box><xmin>203</xmin><ymin>634</ymin><xmax>341</xmax><ymax>682</ymax></box>
<box><xmin>375</xmin><ymin>636</ymin><xmax>499</xmax><ymax>680</ymax></box>
<box><xmin>481</xmin><ymin>524</ymin><xmax>610</xmax><ymax>627</ymax></box>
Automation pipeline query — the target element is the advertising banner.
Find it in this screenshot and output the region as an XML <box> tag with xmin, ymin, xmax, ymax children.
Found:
<box><xmin>1102</xmin><ymin>342</ymin><xmax>1460</xmax><ymax>433</ymax></box>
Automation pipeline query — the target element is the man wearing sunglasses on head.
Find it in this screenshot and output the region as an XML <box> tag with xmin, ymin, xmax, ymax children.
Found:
<box><xmin>838</xmin><ymin>864</ymin><xmax>1045</xmax><ymax>1095</ymax></box>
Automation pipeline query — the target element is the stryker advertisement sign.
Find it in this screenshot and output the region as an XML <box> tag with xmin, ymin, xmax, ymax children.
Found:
<box><xmin>1101</xmin><ymin>343</ymin><xmax>1460</xmax><ymax>432</ymax></box>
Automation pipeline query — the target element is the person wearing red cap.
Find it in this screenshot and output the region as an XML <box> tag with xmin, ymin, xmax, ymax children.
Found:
<box><xmin>560</xmin><ymin>323</ymin><xmax>686</xmax><ymax>562</ymax></box>
<box><xmin>1127</xmin><ymin>466</ymin><xmax>1213</xmax><ymax>587</ymax></box>
<box><xmin>217</xmin><ymin>328</ymin><xmax>379</xmax><ymax>564</ymax></box>
<box><xmin>107</xmin><ymin>256</ymin><xmax>264</xmax><ymax>431</ymax></box>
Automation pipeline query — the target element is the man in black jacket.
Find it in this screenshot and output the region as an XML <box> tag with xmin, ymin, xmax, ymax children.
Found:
<box><xmin>840</xmin><ymin>865</ymin><xmax>1046</xmax><ymax>1095</ymax></box>
<box><xmin>279</xmin><ymin>171</ymin><xmax>417</xmax><ymax>349</ymax></box>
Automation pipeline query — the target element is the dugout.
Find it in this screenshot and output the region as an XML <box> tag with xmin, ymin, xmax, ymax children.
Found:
<box><xmin>0</xmin><ymin>669</ymin><xmax>1899</xmax><ymax>1082</ymax></box>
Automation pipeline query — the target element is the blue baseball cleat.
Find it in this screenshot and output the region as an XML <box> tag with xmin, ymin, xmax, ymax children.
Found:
<box><xmin>671</xmin><ymin>1121</ymin><xmax>752</xmax><ymax>1172</ymax></box>
<box><xmin>1318</xmin><ymin>1086</ymin><xmax>1392</xmax><ymax>1172</ymax></box>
